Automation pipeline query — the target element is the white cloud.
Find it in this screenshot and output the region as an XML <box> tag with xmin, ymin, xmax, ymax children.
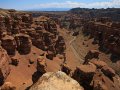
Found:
<box><xmin>32</xmin><ymin>0</ymin><xmax>120</xmax><ymax>8</ymax></box>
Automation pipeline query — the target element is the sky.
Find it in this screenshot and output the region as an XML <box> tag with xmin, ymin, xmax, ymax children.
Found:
<box><xmin>0</xmin><ymin>0</ymin><xmax>120</xmax><ymax>10</ymax></box>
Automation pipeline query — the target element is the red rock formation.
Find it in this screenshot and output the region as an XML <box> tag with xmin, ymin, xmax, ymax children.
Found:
<box><xmin>84</xmin><ymin>50</ymin><xmax>100</xmax><ymax>64</ymax></box>
<box><xmin>91</xmin><ymin>70</ymin><xmax>120</xmax><ymax>90</ymax></box>
<box><xmin>37</xmin><ymin>56</ymin><xmax>47</xmax><ymax>74</ymax></box>
<box><xmin>1</xmin><ymin>35</ymin><xmax>16</xmax><ymax>55</ymax></box>
<box><xmin>1</xmin><ymin>82</ymin><xmax>16</xmax><ymax>90</ymax></box>
<box><xmin>61</xmin><ymin>64</ymin><xmax>71</xmax><ymax>75</ymax></box>
<box><xmin>22</xmin><ymin>14</ymin><xmax>33</xmax><ymax>24</ymax></box>
<box><xmin>101</xmin><ymin>66</ymin><xmax>116</xmax><ymax>78</ymax></box>
<box><xmin>46</xmin><ymin>51</ymin><xmax>54</xmax><ymax>60</ymax></box>
<box><xmin>0</xmin><ymin>10</ymin><xmax>66</xmax><ymax>89</ymax></box>
<box><xmin>73</xmin><ymin>63</ymin><xmax>96</xmax><ymax>89</ymax></box>
<box><xmin>73</xmin><ymin>60</ymin><xmax>120</xmax><ymax>90</ymax></box>
<box><xmin>0</xmin><ymin>47</ymin><xmax>10</xmax><ymax>85</ymax></box>
<box><xmin>55</xmin><ymin>36</ymin><xmax>66</xmax><ymax>54</ymax></box>
<box><xmin>83</xmin><ymin>20</ymin><xmax>120</xmax><ymax>56</ymax></box>
<box><xmin>90</xmin><ymin>59</ymin><xmax>107</xmax><ymax>68</ymax></box>
<box><xmin>15</xmin><ymin>33</ymin><xmax>32</xmax><ymax>54</ymax></box>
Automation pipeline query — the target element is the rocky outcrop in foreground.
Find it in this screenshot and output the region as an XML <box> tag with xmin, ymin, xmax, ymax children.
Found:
<box><xmin>30</xmin><ymin>71</ymin><xmax>84</xmax><ymax>90</ymax></box>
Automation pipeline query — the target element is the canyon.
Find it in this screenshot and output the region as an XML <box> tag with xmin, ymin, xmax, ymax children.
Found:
<box><xmin>0</xmin><ymin>8</ymin><xmax>120</xmax><ymax>90</ymax></box>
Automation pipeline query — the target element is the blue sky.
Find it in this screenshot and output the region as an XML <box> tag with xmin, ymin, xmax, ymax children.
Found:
<box><xmin>0</xmin><ymin>0</ymin><xmax>120</xmax><ymax>10</ymax></box>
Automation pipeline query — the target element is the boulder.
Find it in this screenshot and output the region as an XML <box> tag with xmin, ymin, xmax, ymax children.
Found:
<box><xmin>29</xmin><ymin>71</ymin><xmax>84</xmax><ymax>90</ymax></box>
<box><xmin>29</xmin><ymin>59</ymin><xmax>34</xmax><ymax>64</ymax></box>
<box><xmin>11</xmin><ymin>57</ymin><xmax>19</xmax><ymax>66</ymax></box>
<box><xmin>0</xmin><ymin>82</ymin><xmax>16</xmax><ymax>90</ymax></box>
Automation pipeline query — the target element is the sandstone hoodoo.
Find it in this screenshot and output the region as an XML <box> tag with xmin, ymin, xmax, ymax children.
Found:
<box><xmin>1</xmin><ymin>35</ymin><xmax>16</xmax><ymax>55</ymax></box>
<box><xmin>15</xmin><ymin>33</ymin><xmax>32</xmax><ymax>54</ymax></box>
<box><xmin>73</xmin><ymin>63</ymin><xmax>96</xmax><ymax>89</ymax></box>
<box><xmin>84</xmin><ymin>50</ymin><xmax>100</xmax><ymax>64</ymax></box>
<box><xmin>55</xmin><ymin>36</ymin><xmax>66</xmax><ymax>54</ymax></box>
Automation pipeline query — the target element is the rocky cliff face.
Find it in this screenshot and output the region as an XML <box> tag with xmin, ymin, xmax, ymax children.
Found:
<box><xmin>70</xmin><ymin>8</ymin><xmax>120</xmax><ymax>22</ymax></box>
<box><xmin>73</xmin><ymin>57</ymin><xmax>120</xmax><ymax>90</ymax></box>
<box><xmin>0</xmin><ymin>46</ymin><xmax>10</xmax><ymax>85</ymax></box>
<box><xmin>83</xmin><ymin>20</ymin><xmax>120</xmax><ymax>57</ymax></box>
<box><xmin>30</xmin><ymin>71</ymin><xmax>84</xmax><ymax>90</ymax></box>
<box><xmin>0</xmin><ymin>10</ymin><xmax>33</xmax><ymax>55</ymax></box>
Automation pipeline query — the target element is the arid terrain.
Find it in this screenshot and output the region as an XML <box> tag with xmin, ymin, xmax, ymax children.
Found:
<box><xmin>0</xmin><ymin>8</ymin><xmax>120</xmax><ymax>90</ymax></box>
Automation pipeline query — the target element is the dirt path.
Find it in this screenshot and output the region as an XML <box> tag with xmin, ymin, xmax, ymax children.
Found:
<box><xmin>69</xmin><ymin>36</ymin><xmax>84</xmax><ymax>64</ymax></box>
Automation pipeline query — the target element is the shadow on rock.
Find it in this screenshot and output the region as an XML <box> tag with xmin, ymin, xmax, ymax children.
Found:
<box><xmin>110</xmin><ymin>53</ymin><xmax>120</xmax><ymax>63</ymax></box>
<box><xmin>32</xmin><ymin>71</ymin><xmax>43</xmax><ymax>83</ymax></box>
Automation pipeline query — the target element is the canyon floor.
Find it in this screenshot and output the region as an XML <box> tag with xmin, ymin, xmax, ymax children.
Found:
<box><xmin>4</xmin><ymin>26</ymin><xmax>79</xmax><ymax>90</ymax></box>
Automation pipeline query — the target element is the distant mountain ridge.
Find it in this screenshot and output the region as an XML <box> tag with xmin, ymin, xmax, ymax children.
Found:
<box><xmin>26</xmin><ymin>8</ymin><xmax>70</xmax><ymax>11</ymax></box>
